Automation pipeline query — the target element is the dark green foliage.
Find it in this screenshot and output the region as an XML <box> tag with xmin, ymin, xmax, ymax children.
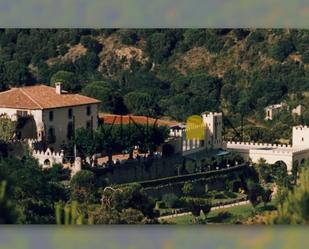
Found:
<box><xmin>246</xmin><ymin>30</ymin><xmax>265</xmax><ymax>46</ymax></box>
<box><xmin>268</xmin><ymin>38</ymin><xmax>295</xmax><ymax>61</ymax></box>
<box><xmin>233</xmin><ymin>29</ymin><xmax>250</xmax><ymax>40</ymax></box>
<box><xmin>80</xmin><ymin>35</ymin><xmax>102</xmax><ymax>53</ymax></box>
<box><xmin>3</xmin><ymin>60</ymin><xmax>32</xmax><ymax>86</ymax></box>
<box><xmin>70</xmin><ymin>170</ymin><xmax>96</xmax><ymax>203</ymax></box>
<box><xmin>50</xmin><ymin>70</ymin><xmax>79</xmax><ymax>92</ymax></box>
<box><xmin>100</xmin><ymin>183</ymin><xmax>156</xmax><ymax>219</ymax></box>
<box><xmin>120</xmin><ymin>30</ymin><xmax>139</xmax><ymax>45</ymax></box>
<box><xmin>246</xmin><ymin>180</ymin><xmax>264</xmax><ymax>208</ymax></box>
<box><xmin>162</xmin><ymin>193</ymin><xmax>179</xmax><ymax>208</ymax></box>
<box><xmin>301</xmin><ymin>50</ymin><xmax>309</xmax><ymax>64</ymax></box>
<box><xmin>182</xmin><ymin>182</ymin><xmax>194</xmax><ymax>196</ymax></box>
<box><xmin>72</xmin><ymin>124</ymin><xmax>168</xmax><ymax>160</ymax></box>
<box><xmin>145</xmin><ymin>30</ymin><xmax>180</xmax><ymax>63</ymax></box>
<box><xmin>58</xmin><ymin>44</ymin><xmax>69</xmax><ymax>56</ymax></box>
<box><xmin>0</xmin><ymin>181</ymin><xmax>18</xmax><ymax>224</ymax></box>
<box><xmin>82</xmin><ymin>81</ymin><xmax>113</xmax><ymax>112</ymax></box>
<box><xmin>185</xmin><ymin>197</ymin><xmax>212</xmax><ymax>217</ymax></box>
<box><xmin>124</xmin><ymin>91</ymin><xmax>157</xmax><ymax>116</ymax></box>
<box><xmin>0</xmin><ymin>155</ymin><xmax>67</xmax><ymax>223</ymax></box>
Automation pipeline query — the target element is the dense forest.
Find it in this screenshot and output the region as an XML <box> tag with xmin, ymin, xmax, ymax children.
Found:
<box><xmin>0</xmin><ymin>29</ymin><xmax>308</xmax><ymax>141</ymax></box>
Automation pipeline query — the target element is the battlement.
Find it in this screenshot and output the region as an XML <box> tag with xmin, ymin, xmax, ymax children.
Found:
<box><xmin>293</xmin><ymin>125</ymin><xmax>309</xmax><ymax>130</ymax></box>
<box><xmin>33</xmin><ymin>148</ymin><xmax>64</xmax><ymax>158</ymax></box>
<box><xmin>226</xmin><ymin>141</ymin><xmax>292</xmax><ymax>149</ymax></box>
<box><xmin>201</xmin><ymin>111</ymin><xmax>222</xmax><ymax>118</ymax></box>
<box><xmin>250</xmin><ymin>148</ymin><xmax>293</xmax><ymax>155</ymax></box>
<box><xmin>32</xmin><ymin>148</ymin><xmax>64</xmax><ymax>167</ymax></box>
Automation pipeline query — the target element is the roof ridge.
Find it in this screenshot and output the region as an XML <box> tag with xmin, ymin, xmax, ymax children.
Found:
<box><xmin>19</xmin><ymin>88</ymin><xmax>43</xmax><ymax>109</ymax></box>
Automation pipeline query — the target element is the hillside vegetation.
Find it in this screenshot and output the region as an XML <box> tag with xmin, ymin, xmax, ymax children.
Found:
<box><xmin>0</xmin><ymin>29</ymin><xmax>308</xmax><ymax>140</ymax></box>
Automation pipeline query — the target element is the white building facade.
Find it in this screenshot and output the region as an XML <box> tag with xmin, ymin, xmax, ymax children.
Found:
<box><xmin>175</xmin><ymin>111</ymin><xmax>309</xmax><ymax>172</ymax></box>
<box><xmin>0</xmin><ymin>83</ymin><xmax>101</xmax><ymax>166</ymax></box>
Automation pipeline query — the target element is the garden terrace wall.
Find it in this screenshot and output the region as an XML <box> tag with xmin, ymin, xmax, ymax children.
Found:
<box><xmin>91</xmin><ymin>153</ymin><xmax>183</xmax><ymax>184</ymax></box>
<box><xmin>138</xmin><ymin>163</ymin><xmax>249</xmax><ymax>188</ymax></box>
<box><xmin>124</xmin><ymin>164</ymin><xmax>255</xmax><ymax>200</ymax></box>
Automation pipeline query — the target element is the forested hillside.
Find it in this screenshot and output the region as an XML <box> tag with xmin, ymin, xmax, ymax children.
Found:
<box><xmin>0</xmin><ymin>29</ymin><xmax>308</xmax><ymax>140</ymax></box>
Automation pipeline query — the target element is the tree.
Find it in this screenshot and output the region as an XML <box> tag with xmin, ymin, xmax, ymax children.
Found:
<box><xmin>50</xmin><ymin>70</ymin><xmax>79</xmax><ymax>92</ymax></box>
<box><xmin>262</xmin><ymin>188</ymin><xmax>273</xmax><ymax>207</ymax></box>
<box><xmin>182</xmin><ymin>182</ymin><xmax>194</xmax><ymax>196</ymax></box>
<box><xmin>0</xmin><ymin>155</ymin><xmax>66</xmax><ymax>224</ymax></box>
<box><xmin>268</xmin><ymin>38</ymin><xmax>295</xmax><ymax>61</ymax></box>
<box><xmin>119</xmin><ymin>208</ymin><xmax>144</xmax><ymax>224</ymax></box>
<box><xmin>186</xmin><ymin>198</ymin><xmax>212</xmax><ymax>221</ymax></box>
<box><xmin>0</xmin><ymin>181</ymin><xmax>19</xmax><ymax>224</ymax></box>
<box><xmin>3</xmin><ymin>60</ymin><xmax>30</xmax><ymax>86</ymax></box>
<box><xmin>120</xmin><ymin>30</ymin><xmax>139</xmax><ymax>45</ymax></box>
<box><xmin>100</xmin><ymin>183</ymin><xmax>155</xmax><ymax>219</ymax></box>
<box><xmin>70</xmin><ymin>170</ymin><xmax>96</xmax><ymax>203</ymax></box>
<box><xmin>162</xmin><ymin>193</ymin><xmax>179</xmax><ymax>209</ymax></box>
<box><xmin>185</xmin><ymin>160</ymin><xmax>196</xmax><ymax>174</ymax></box>
<box><xmin>272</xmin><ymin>161</ymin><xmax>289</xmax><ymax>187</ymax></box>
<box><xmin>266</xmin><ymin>168</ymin><xmax>309</xmax><ymax>224</ymax></box>
<box><xmin>74</xmin><ymin>51</ymin><xmax>100</xmax><ymax>72</ymax></box>
<box><xmin>254</xmin><ymin>158</ymin><xmax>272</xmax><ymax>184</ymax></box>
<box><xmin>124</xmin><ymin>91</ymin><xmax>156</xmax><ymax>116</ymax></box>
<box><xmin>145</xmin><ymin>31</ymin><xmax>177</xmax><ymax>63</ymax></box>
<box><xmin>0</xmin><ymin>115</ymin><xmax>16</xmax><ymax>142</ymax></box>
<box><xmin>233</xmin><ymin>29</ymin><xmax>250</xmax><ymax>40</ymax></box>
<box><xmin>74</xmin><ymin>128</ymin><xmax>100</xmax><ymax>159</ymax></box>
<box><xmin>80</xmin><ymin>35</ymin><xmax>102</xmax><ymax>53</ymax></box>
<box><xmin>82</xmin><ymin>81</ymin><xmax>113</xmax><ymax>112</ymax></box>
<box><xmin>246</xmin><ymin>180</ymin><xmax>264</xmax><ymax>209</ymax></box>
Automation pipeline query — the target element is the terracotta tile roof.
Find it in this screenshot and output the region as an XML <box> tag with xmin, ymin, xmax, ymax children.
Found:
<box><xmin>100</xmin><ymin>114</ymin><xmax>179</xmax><ymax>127</ymax></box>
<box><xmin>0</xmin><ymin>85</ymin><xmax>101</xmax><ymax>110</ymax></box>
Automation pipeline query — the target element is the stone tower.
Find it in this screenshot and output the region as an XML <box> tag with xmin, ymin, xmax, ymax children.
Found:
<box><xmin>201</xmin><ymin>112</ymin><xmax>223</xmax><ymax>149</ymax></box>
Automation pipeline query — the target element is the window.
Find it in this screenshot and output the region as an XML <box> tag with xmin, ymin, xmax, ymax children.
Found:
<box><xmin>16</xmin><ymin>110</ymin><xmax>28</xmax><ymax>117</ymax></box>
<box><xmin>67</xmin><ymin>122</ymin><xmax>74</xmax><ymax>140</ymax></box>
<box><xmin>49</xmin><ymin>111</ymin><xmax>54</xmax><ymax>121</ymax></box>
<box><xmin>68</xmin><ymin>108</ymin><xmax>73</xmax><ymax>119</ymax></box>
<box><xmin>86</xmin><ymin>106</ymin><xmax>91</xmax><ymax>116</ymax></box>
<box><xmin>302</xmin><ymin>137</ymin><xmax>304</xmax><ymax>142</ymax></box>
<box><xmin>47</xmin><ymin>127</ymin><xmax>56</xmax><ymax>143</ymax></box>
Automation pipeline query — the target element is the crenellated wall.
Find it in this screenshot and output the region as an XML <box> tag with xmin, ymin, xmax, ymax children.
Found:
<box><xmin>32</xmin><ymin>148</ymin><xmax>64</xmax><ymax>168</ymax></box>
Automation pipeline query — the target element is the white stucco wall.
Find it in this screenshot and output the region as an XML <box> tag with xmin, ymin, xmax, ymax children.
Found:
<box><xmin>0</xmin><ymin>103</ymin><xmax>99</xmax><ymax>150</ymax></box>
<box><xmin>43</xmin><ymin>103</ymin><xmax>99</xmax><ymax>150</ymax></box>
<box><xmin>293</xmin><ymin>126</ymin><xmax>309</xmax><ymax>148</ymax></box>
<box><xmin>32</xmin><ymin>148</ymin><xmax>64</xmax><ymax>168</ymax></box>
<box><xmin>0</xmin><ymin>107</ymin><xmax>43</xmax><ymax>139</ymax></box>
<box><xmin>202</xmin><ymin>112</ymin><xmax>222</xmax><ymax>149</ymax></box>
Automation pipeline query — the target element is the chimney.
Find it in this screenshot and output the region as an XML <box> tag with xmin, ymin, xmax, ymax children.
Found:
<box><xmin>55</xmin><ymin>82</ymin><xmax>62</xmax><ymax>95</ymax></box>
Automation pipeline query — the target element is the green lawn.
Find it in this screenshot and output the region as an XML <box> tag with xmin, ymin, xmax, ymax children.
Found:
<box><xmin>165</xmin><ymin>203</ymin><xmax>275</xmax><ymax>224</ymax></box>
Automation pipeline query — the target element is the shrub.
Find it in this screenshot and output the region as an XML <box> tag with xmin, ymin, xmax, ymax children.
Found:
<box><xmin>214</xmin><ymin>192</ymin><xmax>226</xmax><ymax>199</ymax></box>
<box><xmin>162</xmin><ymin>193</ymin><xmax>179</xmax><ymax>209</ymax></box>
<box><xmin>182</xmin><ymin>182</ymin><xmax>194</xmax><ymax>196</ymax></box>
<box><xmin>217</xmin><ymin>211</ymin><xmax>232</xmax><ymax>220</ymax></box>
<box><xmin>224</xmin><ymin>191</ymin><xmax>237</xmax><ymax>198</ymax></box>
<box><xmin>185</xmin><ymin>198</ymin><xmax>212</xmax><ymax>217</ymax></box>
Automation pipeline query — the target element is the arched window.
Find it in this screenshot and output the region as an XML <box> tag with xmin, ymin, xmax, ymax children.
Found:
<box><xmin>44</xmin><ymin>159</ymin><xmax>51</xmax><ymax>167</ymax></box>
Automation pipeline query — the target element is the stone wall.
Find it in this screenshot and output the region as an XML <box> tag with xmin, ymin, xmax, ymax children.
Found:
<box><xmin>93</xmin><ymin>153</ymin><xmax>183</xmax><ymax>184</ymax></box>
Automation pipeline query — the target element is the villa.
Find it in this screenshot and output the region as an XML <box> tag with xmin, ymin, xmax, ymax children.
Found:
<box><xmin>0</xmin><ymin>83</ymin><xmax>101</xmax><ymax>151</ymax></box>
